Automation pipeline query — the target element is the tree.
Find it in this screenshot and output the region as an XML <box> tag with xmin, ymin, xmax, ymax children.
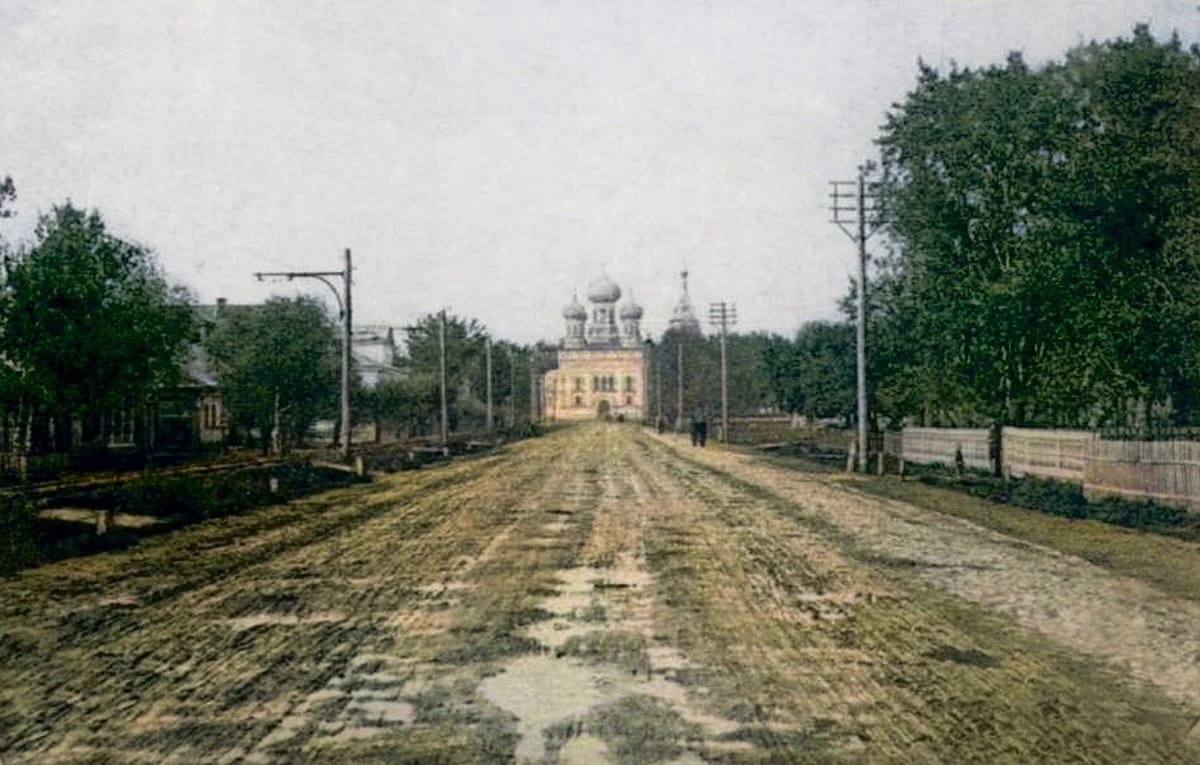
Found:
<box><xmin>762</xmin><ymin>322</ymin><xmax>855</xmax><ymax>423</ymax></box>
<box><xmin>1</xmin><ymin>203</ymin><xmax>194</xmax><ymax>449</ymax></box>
<box><xmin>398</xmin><ymin>312</ymin><xmax>488</xmax><ymax>433</ymax></box>
<box><xmin>868</xmin><ymin>28</ymin><xmax>1200</xmax><ymax>428</ymax></box>
<box><xmin>204</xmin><ymin>296</ymin><xmax>340</xmax><ymax>452</ymax></box>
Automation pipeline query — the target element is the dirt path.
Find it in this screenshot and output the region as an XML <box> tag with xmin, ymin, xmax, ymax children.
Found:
<box><xmin>652</xmin><ymin>431</ymin><xmax>1200</xmax><ymax>716</ymax></box>
<box><xmin>2</xmin><ymin>424</ymin><xmax>1197</xmax><ymax>763</ymax></box>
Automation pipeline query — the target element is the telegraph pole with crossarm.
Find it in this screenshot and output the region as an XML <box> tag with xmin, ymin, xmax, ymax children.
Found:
<box><xmin>708</xmin><ymin>301</ymin><xmax>737</xmax><ymax>442</ymax></box>
<box><xmin>830</xmin><ymin>166</ymin><xmax>886</xmax><ymax>471</ymax></box>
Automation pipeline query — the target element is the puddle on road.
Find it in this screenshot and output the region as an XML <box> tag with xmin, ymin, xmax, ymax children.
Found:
<box><xmin>479</xmin><ymin>552</ymin><xmax>742</xmax><ymax>763</ymax></box>
<box><xmin>221</xmin><ymin>611</ymin><xmax>349</xmax><ymax>631</ymax></box>
<box><xmin>479</xmin><ymin>654</ymin><xmax>618</xmax><ymax>762</ymax></box>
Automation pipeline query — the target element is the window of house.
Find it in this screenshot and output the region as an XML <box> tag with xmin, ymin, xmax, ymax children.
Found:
<box><xmin>624</xmin><ymin>376</ymin><xmax>633</xmax><ymax>391</ymax></box>
<box><xmin>574</xmin><ymin>395</ymin><xmax>582</xmax><ymax>406</ymax></box>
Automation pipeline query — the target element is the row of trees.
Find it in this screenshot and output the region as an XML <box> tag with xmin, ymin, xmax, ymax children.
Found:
<box><xmin>732</xmin><ymin>27</ymin><xmax>1200</xmax><ymax>431</ymax></box>
<box><xmin>646</xmin><ymin>328</ymin><xmax>786</xmax><ymax>424</ymax></box>
<box><xmin>852</xmin><ymin>26</ymin><xmax>1200</xmax><ymax>430</ymax></box>
<box><xmin>0</xmin><ymin>181</ymin><xmax>544</xmax><ymax>462</ymax></box>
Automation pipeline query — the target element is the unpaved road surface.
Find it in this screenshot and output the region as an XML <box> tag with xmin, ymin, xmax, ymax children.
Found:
<box><xmin>2</xmin><ymin>424</ymin><xmax>1198</xmax><ymax>764</ymax></box>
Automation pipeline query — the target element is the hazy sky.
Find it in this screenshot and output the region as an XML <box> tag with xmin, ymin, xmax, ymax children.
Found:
<box><xmin>2</xmin><ymin>1</ymin><xmax>1197</xmax><ymax>342</ymax></box>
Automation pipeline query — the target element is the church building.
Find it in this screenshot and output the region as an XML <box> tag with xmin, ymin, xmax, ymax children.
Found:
<box><xmin>542</xmin><ymin>274</ymin><xmax>648</xmax><ymax>421</ymax></box>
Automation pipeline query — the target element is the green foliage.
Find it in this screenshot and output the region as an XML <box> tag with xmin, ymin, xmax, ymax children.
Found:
<box><xmin>399</xmin><ymin>313</ymin><xmax>486</xmax><ymax>434</ymax></box>
<box><xmin>204</xmin><ymin>296</ymin><xmax>339</xmax><ymax>450</ymax></box>
<box><xmin>916</xmin><ymin>469</ymin><xmax>1195</xmax><ymax>534</ymax></box>
<box><xmin>867</xmin><ymin>27</ymin><xmax>1200</xmax><ymax>428</ymax></box>
<box><xmin>0</xmin><ymin>204</ymin><xmax>194</xmax><ymax>433</ymax></box>
<box><xmin>763</xmin><ymin>321</ymin><xmax>855</xmax><ymax>421</ymax></box>
<box><xmin>389</xmin><ymin>313</ymin><xmax>536</xmax><ymax>435</ymax></box>
<box><xmin>652</xmin><ymin>329</ymin><xmax>783</xmax><ymax>424</ymax></box>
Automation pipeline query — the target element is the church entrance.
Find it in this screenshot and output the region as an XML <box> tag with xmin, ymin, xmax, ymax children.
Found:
<box><xmin>596</xmin><ymin>400</ymin><xmax>611</xmax><ymax>420</ymax></box>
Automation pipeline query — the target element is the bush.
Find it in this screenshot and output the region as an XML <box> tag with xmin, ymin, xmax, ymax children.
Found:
<box><xmin>1006</xmin><ymin>477</ymin><xmax>1088</xmax><ymax>519</ymax></box>
<box><xmin>915</xmin><ymin>465</ymin><xmax>1196</xmax><ymax>535</ymax></box>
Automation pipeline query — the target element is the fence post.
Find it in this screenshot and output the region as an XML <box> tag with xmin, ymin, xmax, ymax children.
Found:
<box><xmin>846</xmin><ymin>439</ymin><xmax>857</xmax><ymax>473</ymax></box>
<box><xmin>876</xmin><ymin>449</ymin><xmax>884</xmax><ymax>476</ymax></box>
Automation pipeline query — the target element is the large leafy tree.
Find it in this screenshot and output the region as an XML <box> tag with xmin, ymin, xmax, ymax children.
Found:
<box><xmin>870</xmin><ymin>28</ymin><xmax>1200</xmax><ymax>427</ymax></box>
<box><xmin>204</xmin><ymin>296</ymin><xmax>339</xmax><ymax>451</ymax></box>
<box><xmin>1</xmin><ymin>203</ymin><xmax>194</xmax><ymax>446</ymax></box>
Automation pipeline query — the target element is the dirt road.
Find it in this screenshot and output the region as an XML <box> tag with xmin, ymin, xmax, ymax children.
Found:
<box><xmin>2</xmin><ymin>424</ymin><xmax>1197</xmax><ymax>763</ymax></box>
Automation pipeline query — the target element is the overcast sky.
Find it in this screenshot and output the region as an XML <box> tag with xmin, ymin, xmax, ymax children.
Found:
<box><xmin>2</xmin><ymin>1</ymin><xmax>1197</xmax><ymax>342</ymax></box>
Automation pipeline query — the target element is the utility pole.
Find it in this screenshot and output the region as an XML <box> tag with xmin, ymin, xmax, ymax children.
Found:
<box><xmin>485</xmin><ymin>338</ymin><xmax>494</xmax><ymax>432</ymax></box>
<box><xmin>656</xmin><ymin>349</ymin><xmax>663</xmax><ymax>424</ymax></box>
<box><xmin>439</xmin><ymin>309</ymin><xmax>448</xmax><ymax>445</ymax></box>
<box><xmin>254</xmin><ymin>247</ymin><xmax>353</xmax><ymax>460</ymax></box>
<box><xmin>675</xmin><ymin>338</ymin><xmax>684</xmax><ymax>432</ymax></box>
<box><xmin>830</xmin><ymin>166</ymin><xmax>886</xmax><ymax>471</ymax></box>
<box><xmin>708</xmin><ymin>302</ymin><xmax>738</xmax><ymax>442</ymax></box>
<box><xmin>508</xmin><ymin>346</ymin><xmax>517</xmax><ymax>427</ymax></box>
<box><xmin>643</xmin><ymin>339</ymin><xmax>657</xmax><ymax>426</ymax></box>
<box><xmin>528</xmin><ymin>350</ymin><xmax>537</xmax><ymax>424</ymax></box>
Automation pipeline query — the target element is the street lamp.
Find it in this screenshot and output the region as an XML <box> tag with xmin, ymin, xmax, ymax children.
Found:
<box><xmin>254</xmin><ymin>248</ymin><xmax>353</xmax><ymax>459</ymax></box>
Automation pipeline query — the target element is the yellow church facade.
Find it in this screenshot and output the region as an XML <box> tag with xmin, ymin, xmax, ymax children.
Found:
<box><xmin>544</xmin><ymin>347</ymin><xmax>648</xmax><ymax>421</ymax></box>
<box><xmin>542</xmin><ymin>274</ymin><xmax>648</xmax><ymax>421</ymax></box>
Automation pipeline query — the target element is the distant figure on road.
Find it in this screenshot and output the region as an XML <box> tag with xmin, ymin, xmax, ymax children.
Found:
<box><xmin>690</xmin><ymin>411</ymin><xmax>708</xmax><ymax>447</ymax></box>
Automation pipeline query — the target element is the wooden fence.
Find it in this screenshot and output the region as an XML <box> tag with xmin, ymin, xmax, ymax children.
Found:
<box><xmin>1082</xmin><ymin>439</ymin><xmax>1200</xmax><ymax>510</ymax></box>
<box><xmin>1002</xmin><ymin>427</ymin><xmax>1093</xmax><ymax>483</ymax></box>
<box><xmin>900</xmin><ymin>427</ymin><xmax>992</xmax><ymax>472</ymax></box>
<box><xmin>712</xmin><ymin>417</ymin><xmax>1200</xmax><ymax>512</ymax></box>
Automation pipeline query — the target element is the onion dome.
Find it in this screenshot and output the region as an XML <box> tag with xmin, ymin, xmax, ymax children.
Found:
<box><xmin>619</xmin><ymin>297</ymin><xmax>643</xmax><ymax>320</ymax></box>
<box><xmin>586</xmin><ymin>273</ymin><xmax>621</xmax><ymax>303</ymax></box>
<box><xmin>562</xmin><ymin>293</ymin><xmax>587</xmax><ymax>320</ymax></box>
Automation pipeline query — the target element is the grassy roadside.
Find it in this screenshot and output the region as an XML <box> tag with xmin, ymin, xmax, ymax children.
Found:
<box><xmin>850</xmin><ymin>476</ymin><xmax>1200</xmax><ymax>602</ymax></box>
<box><xmin>752</xmin><ymin>447</ymin><xmax>1200</xmax><ymax>607</ymax></box>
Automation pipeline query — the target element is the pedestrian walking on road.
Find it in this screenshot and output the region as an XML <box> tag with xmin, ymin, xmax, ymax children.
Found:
<box><xmin>697</xmin><ymin>412</ymin><xmax>708</xmax><ymax>448</ymax></box>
